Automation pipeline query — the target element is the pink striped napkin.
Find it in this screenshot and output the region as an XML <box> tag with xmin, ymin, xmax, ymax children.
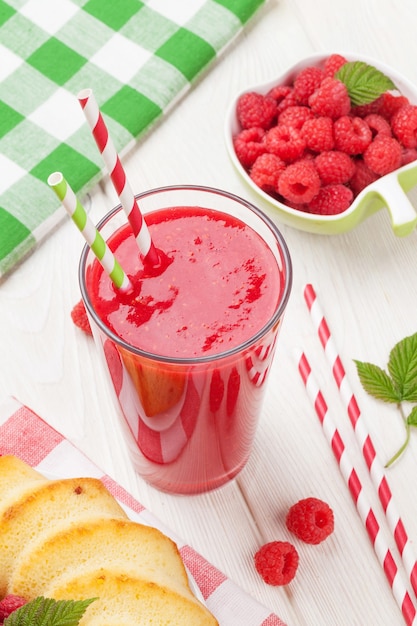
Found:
<box><xmin>0</xmin><ymin>397</ymin><xmax>286</xmax><ymax>626</ymax></box>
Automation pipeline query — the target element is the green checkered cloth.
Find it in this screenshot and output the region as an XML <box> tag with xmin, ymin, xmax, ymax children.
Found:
<box><xmin>0</xmin><ymin>0</ymin><xmax>266</xmax><ymax>279</ymax></box>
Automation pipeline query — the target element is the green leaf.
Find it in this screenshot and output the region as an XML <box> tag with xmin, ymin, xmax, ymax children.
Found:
<box><xmin>406</xmin><ymin>406</ymin><xmax>417</xmax><ymax>427</ymax></box>
<box><xmin>5</xmin><ymin>597</ymin><xmax>97</xmax><ymax>626</ymax></box>
<box><xmin>336</xmin><ymin>61</ymin><xmax>397</xmax><ymax>106</ymax></box>
<box><xmin>354</xmin><ymin>359</ymin><xmax>400</xmax><ymax>402</ymax></box>
<box><xmin>388</xmin><ymin>333</ymin><xmax>417</xmax><ymax>402</ymax></box>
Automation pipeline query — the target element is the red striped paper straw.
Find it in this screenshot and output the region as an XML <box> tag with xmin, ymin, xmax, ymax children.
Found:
<box><xmin>304</xmin><ymin>283</ymin><xmax>417</xmax><ymax>600</ymax></box>
<box><xmin>297</xmin><ymin>349</ymin><xmax>417</xmax><ymax>626</ymax></box>
<box><xmin>78</xmin><ymin>88</ymin><xmax>159</xmax><ymax>267</ymax></box>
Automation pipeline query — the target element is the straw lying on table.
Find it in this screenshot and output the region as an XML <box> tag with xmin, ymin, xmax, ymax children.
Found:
<box><xmin>48</xmin><ymin>172</ymin><xmax>131</xmax><ymax>292</ymax></box>
<box><xmin>78</xmin><ymin>89</ymin><xmax>159</xmax><ymax>267</ymax></box>
<box><xmin>297</xmin><ymin>349</ymin><xmax>417</xmax><ymax>626</ymax></box>
<box><xmin>303</xmin><ymin>283</ymin><xmax>417</xmax><ymax>601</ymax></box>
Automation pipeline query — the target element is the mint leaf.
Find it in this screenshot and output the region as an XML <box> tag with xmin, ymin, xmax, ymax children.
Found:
<box><xmin>5</xmin><ymin>597</ymin><xmax>96</xmax><ymax>626</ymax></box>
<box><xmin>336</xmin><ymin>61</ymin><xmax>397</xmax><ymax>106</ymax></box>
<box><xmin>354</xmin><ymin>359</ymin><xmax>400</xmax><ymax>402</ymax></box>
<box><xmin>388</xmin><ymin>333</ymin><xmax>417</xmax><ymax>402</ymax></box>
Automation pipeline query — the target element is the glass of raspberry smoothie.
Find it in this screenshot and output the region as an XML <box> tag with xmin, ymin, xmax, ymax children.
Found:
<box><xmin>79</xmin><ymin>185</ymin><xmax>292</xmax><ymax>494</ymax></box>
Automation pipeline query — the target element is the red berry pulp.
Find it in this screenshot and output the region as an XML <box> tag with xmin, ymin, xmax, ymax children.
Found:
<box><xmin>88</xmin><ymin>207</ymin><xmax>281</xmax><ymax>358</ymax></box>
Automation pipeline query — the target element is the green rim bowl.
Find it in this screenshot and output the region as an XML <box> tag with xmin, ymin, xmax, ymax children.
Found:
<box><xmin>225</xmin><ymin>52</ymin><xmax>417</xmax><ymax>236</ymax></box>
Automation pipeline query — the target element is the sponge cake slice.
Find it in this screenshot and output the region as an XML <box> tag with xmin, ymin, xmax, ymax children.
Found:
<box><xmin>0</xmin><ymin>477</ymin><xmax>128</xmax><ymax>596</ymax></box>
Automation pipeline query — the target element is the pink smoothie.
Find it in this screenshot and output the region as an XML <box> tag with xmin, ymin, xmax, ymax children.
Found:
<box><xmin>85</xmin><ymin>205</ymin><xmax>287</xmax><ymax>493</ymax></box>
<box><xmin>88</xmin><ymin>206</ymin><xmax>282</xmax><ymax>357</ymax></box>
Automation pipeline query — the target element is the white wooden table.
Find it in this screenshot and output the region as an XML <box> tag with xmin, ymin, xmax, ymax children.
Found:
<box><xmin>2</xmin><ymin>1</ymin><xmax>417</xmax><ymax>623</ymax></box>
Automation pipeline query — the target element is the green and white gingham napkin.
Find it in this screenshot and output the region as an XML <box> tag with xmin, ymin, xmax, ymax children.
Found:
<box><xmin>0</xmin><ymin>0</ymin><xmax>266</xmax><ymax>279</ymax></box>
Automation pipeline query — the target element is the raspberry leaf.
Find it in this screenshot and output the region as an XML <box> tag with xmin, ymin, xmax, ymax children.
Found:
<box><xmin>387</xmin><ymin>333</ymin><xmax>417</xmax><ymax>402</ymax></box>
<box><xmin>353</xmin><ymin>360</ymin><xmax>400</xmax><ymax>402</ymax></box>
<box><xmin>336</xmin><ymin>61</ymin><xmax>397</xmax><ymax>106</ymax></box>
<box><xmin>354</xmin><ymin>332</ymin><xmax>417</xmax><ymax>466</ymax></box>
<box><xmin>4</xmin><ymin>597</ymin><xmax>96</xmax><ymax>626</ymax></box>
<box><xmin>407</xmin><ymin>406</ymin><xmax>417</xmax><ymax>427</ymax></box>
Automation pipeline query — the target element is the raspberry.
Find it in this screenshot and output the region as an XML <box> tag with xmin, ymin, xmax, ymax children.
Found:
<box><xmin>333</xmin><ymin>116</ymin><xmax>372</xmax><ymax>154</ymax></box>
<box><xmin>315</xmin><ymin>150</ymin><xmax>355</xmax><ymax>185</ymax></box>
<box><xmin>254</xmin><ymin>541</ymin><xmax>299</xmax><ymax>586</ymax></box>
<box><xmin>323</xmin><ymin>53</ymin><xmax>348</xmax><ymax>77</ymax></box>
<box><xmin>232</xmin><ymin>54</ymin><xmax>417</xmax><ymax>217</ymax></box>
<box><xmin>351</xmin><ymin>96</ymin><xmax>383</xmax><ymax>119</ymax></box>
<box><xmin>233</xmin><ymin>127</ymin><xmax>267</xmax><ymax>168</ymax></box>
<box><xmin>308</xmin><ymin>184</ymin><xmax>353</xmax><ymax>215</ymax></box>
<box><xmin>301</xmin><ymin>116</ymin><xmax>334</xmax><ymax>152</ymax></box>
<box><xmin>308</xmin><ymin>77</ymin><xmax>351</xmax><ymax>119</ymax></box>
<box><xmin>236</xmin><ymin>92</ymin><xmax>277</xmax><ymax>130</ymax></box>
<box><xmin>349</xmin><ymin>159</ymin><xmax>379</xmax><ymax>195</ymax></box>
<box><xmin>293</xmin><ymin>66</ymin><xmax>324</xmax><ymax>105</ymax></box>
<box><xmin>265</xmin><ymin>124</ymin><xmax>306</xmax><ymax>162</ymax></box>
<box><xmin>0</xmin><ymin>595</ymin><xmax>27</xmax><ymax>620</ymax></box>
<box><xmin>267</xmin><ymin>84</ymin><xmax>292</xmax><ymax>104</ymax></box>
<box><xmin>391</xmin><ymin>104</ymin><xmax>417</xmax><ymax>148</ymax></box>
<box><xmin>378</xmin><ymin>92</ymin><xmax>410</xmax><ymax>120</ymax></box>
<box><xmin>286</xmin><ymin>497</ymin><xmax>334</xmax><ymax>544</ymax></box>
<box><xmin>276</xmin><ymin>89</ymin><xmax>298</xmax><ymax>115</ymax></box>
<box><xmin>278</xmin><ymin>105</ymin><xmax>313</xmax><ymax>130</ymax></box>
<box><xmin>278</xmin><ymin>160</ymin><xmax>321</xmax><ymax>204</ymax></box>
<box><xmin>71</xmin><ymin>299</ymin><xmax>92</xmax><ymax>335</ymax></box>
<box><xmin>250</xmin><ymin>153</ymin><xmax>286</xmax><ymax>193</ymax></box>
<box><xmin>364</xmin><ymin>135</ymin><xmax>402</xmax><ymax>175</ymax></box>
<box><xmin>363</xmin><ymin>113</ymin><xmax>392</xmax><ymax>138</ymax></box>
<box><xmin>401</xmin><ymin>147</ymin><xmax>417</xmax><ymax>165</ymax></box>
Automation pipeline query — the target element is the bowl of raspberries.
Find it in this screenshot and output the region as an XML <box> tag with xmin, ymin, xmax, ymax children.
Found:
<box><xmin>226</xmin><ymin>53</ymin><xmax>417</xmax><ymax>235</ymax></box>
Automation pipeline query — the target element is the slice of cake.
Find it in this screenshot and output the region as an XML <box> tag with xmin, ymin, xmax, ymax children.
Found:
<box><xmin>1</xmin><ymin>456</ymin><xmax>218</xmax><ymax>625</ymax></box>
<box><xmin>48</xmin><ymin>569</ymin><xmax>216</xmax><ymax>625</ymax></box>
<box><xmin>0</xmin><ymin>477</ymin><xmax>128</xmax><ymax>596</ymax></box>
<box><xmin>9</xmin><ymin>517</ymin><xmax>191</xmax><ymax>600</ymax></box>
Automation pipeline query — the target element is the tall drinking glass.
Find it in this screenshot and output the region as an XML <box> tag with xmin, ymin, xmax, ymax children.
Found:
<box><xmin>80</xmin><ymin>185</ymin><xmax>292</xmax><ymax>494</ymax></box>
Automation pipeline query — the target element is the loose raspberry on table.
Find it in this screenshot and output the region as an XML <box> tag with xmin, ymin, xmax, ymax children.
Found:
<box><xmin>315</xmin><ymin>150</ymin><xmax>355</xmax><ymax>185</ymax></box>
<box><xmin>265</xmin><ymin>124</ymin><xmax>306</xmax><ymax>162</ymax></box>
<box><xmin>0</xmin><ymin>595</ymin><xmax>27</xmax><ymax>621</ymax></box>
<box><xmin>301</xmin><ymin>116</ymin><xmax>334</xmax><ymax>152</ymax></box>
<box><xmin>278</xmin><ymin>160</ymin><xmax>321</xmax><ymax>204</ymax></box>
<box><xmin>233</xmin><ymin>127</ymin><xmax>267</xmax><ymax>168</ymax></box>
<box><xmin>364</xmin><ymin>135</ymin><xmax>402</xmax><ymax>175</ymax></box>
<box><xmin>254</xmin><ymin>541</ymin><xmax>299</xmax><ymax>585</ymax></box>
<box><xmin>236</xmin><ymin>92</ymin><xmax>277</xmax><ymax>130</ymax></box>
<box><xmin>286</xmin><ymin>497</ymin><xmax>334</xmax><ymax>544</ymax></box>
<box><xmin>250</xmin><ymin>153</ymin><xmax>286</xmax><ymax>193</ymax></box>
<box><xmin>71</xmin><ymin>299</ymin><xmax>92</xmax><ymax>336</ymax></box>
<box><xmin>293</xmin><ymin>66</ymin><xmax>324</xmax><ymax>105</ymax></box>
<box><xmin>333</xmin><ymin>116</ymin><xmax>372</xmax><ymax>154</ymax></box>
<box><xmin>323</xmin><ymin>53</ymin><xmax>348</xmax><ymax>77</ymax></box>
<box><xmin>308</xmin><ymin>184</ymin><xmax>353</xmax><ymax>215</ymax></box>
<box><xmin>308</xmin><ymin>77</ymin><xmax>351</xmax><ymax>119</ymax></box>
<box><xmin>391</xmin><ymin>104</ymin><xmax>417</xmax><ymax>148</ymax></box>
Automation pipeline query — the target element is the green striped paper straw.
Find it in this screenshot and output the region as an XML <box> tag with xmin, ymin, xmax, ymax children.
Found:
<box><xmin>48</xmin><ymin>172</ymin><xmax>131</xmax><ymax>292</ymax></box>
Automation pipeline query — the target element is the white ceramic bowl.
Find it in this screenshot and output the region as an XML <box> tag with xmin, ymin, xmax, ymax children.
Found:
<box><xmin>225</xmin><ymin>52</ymin><xmax>417</xmax><ymax>236</ymax></box>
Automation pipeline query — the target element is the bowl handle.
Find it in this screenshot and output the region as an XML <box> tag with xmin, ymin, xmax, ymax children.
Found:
<box><xmin>370</xmin><ymin>162</ymin><xmax>417</xmax><ymax>236</ymax></box>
